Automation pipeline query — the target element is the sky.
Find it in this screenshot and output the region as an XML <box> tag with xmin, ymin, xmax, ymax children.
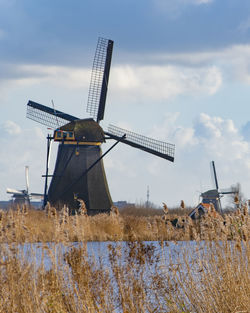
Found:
<box><xmin>1</xmin><ymin>0</ymin><xmax>250</xmax><ymax>208</ymax></box>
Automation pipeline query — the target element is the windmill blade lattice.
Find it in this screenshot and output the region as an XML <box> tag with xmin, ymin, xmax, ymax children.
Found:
<box><xmin>27</xmin><ymin>100</ymin><xmax>78</xmax><ymax>129</ymax></box>
<box><xmin>86</xmin><ymin>37</ymin><xmax>113</xmax><ymax>122</ymax></box>
<box><xmin>106</xmin><ymin>124</ymin><xmax>175</xmax><ymax>162</ymax></box>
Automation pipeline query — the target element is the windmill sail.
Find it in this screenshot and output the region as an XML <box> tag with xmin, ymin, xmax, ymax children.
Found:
<box><xmin>27</xmin><ymin>100</ymin><xmax>78</xmax><ymax>129</ymax></box>
<box><xmin>86</xmin><ymin>37</ymin><xmax>113</xmax><ymax>122</ymax></box>
<box><xmin>25</xmin><ymin>166</ymin><xmax>30</xmax><ymax>195</ymax></box>
<box><xmin>30</xmin><ymin>193</ymin><xmax>44</xmax><ymax>199</ymax></box>
<box><xmin>7</xmin><ymin>166</ymin><xmax>44</xmax><ymax>204</ymax></box>
<box><xmin>6</xmin><ymin>188</ymin><xmax>24</xmax><ymax>195</ymax></box>
<box><xmin>210</xmin><ymin>160</ymin><xmax>219</xmax><ymax>190</ymax></box>
<box><xmin>105</xmin><ymin>125</ymin><xmax>175</xmax><ymax>162</ymax></box>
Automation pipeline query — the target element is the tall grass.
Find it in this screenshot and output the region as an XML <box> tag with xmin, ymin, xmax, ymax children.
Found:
<box><xmin>0</xmin><ymin>204</ymin><xmax>249</xmax><ymax>312</ymax></box>
<box><xmin>0</xmin><ymin>203</ymin><xmax>249</xmax><ymax>242</ymax></box>
<box><xmin>0</xmin><ymin>240</ymin><xmax>249</xmax><ymax>312</ymax></box>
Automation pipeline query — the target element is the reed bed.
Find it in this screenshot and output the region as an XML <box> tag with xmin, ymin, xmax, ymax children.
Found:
<box><xmin>0</xmin><ymin>239</ymin><xmax>249</xmax><ymax>312</ymax></box>
<box><xmin>0</xmin><ymin>204</ymin><xmax>249</xmax><ymax>312</ymax></box>
<box><xmin>0</xmin><ymin>203</ymin><xmax>249</xmax><ymax>242</ymax></box>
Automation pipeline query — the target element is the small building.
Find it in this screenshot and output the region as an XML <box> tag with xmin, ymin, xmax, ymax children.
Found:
<box><xmin>189</xmin><ymin>203</ymin><xmax>211</xmax><ymax>220</ymax></box>
<box><xmin>201</xmin><ymin>189</ymin><xmax>221</xmax><ymax>212</ymax></box>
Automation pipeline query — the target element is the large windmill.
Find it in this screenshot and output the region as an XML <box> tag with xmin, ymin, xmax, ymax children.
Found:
<box><xmin>26</xmin><ymin>37</ymin><xmax>175</xmax><ymax>214</ymax></box>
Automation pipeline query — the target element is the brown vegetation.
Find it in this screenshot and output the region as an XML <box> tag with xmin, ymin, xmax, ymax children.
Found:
<box><xmin>0</xmin><ymin>236</ymin><xmax>249</xmax><ymax>312</ymax></box>
<box><xmin>0</xmin><ymin>203</ymin><xmax>249</xmax><ymax>242</ymax></box>
<box><xmin>0</xmin><ymin>202</ymin><xmax>249</xmax><ymax>243</ymax></box>
<box><xmin>120</xmin><ymin>203</ymin><xmax>192</xmax><ymax>217</ymax></box>
<box><xmin>0</xmin><ymin>204</ymin><xmax>249</xmax><ymax>312</ymax></box>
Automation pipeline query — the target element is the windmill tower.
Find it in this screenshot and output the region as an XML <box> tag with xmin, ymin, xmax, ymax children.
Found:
<box><xmin>26</xmin><ymin>37</ymin><xmax>175</xmax><ymax>214</ymax></box>
<box><xmin>201</xmin><ymin>161</ymin><xmax>237</xmax><ymax>212</ymax></box>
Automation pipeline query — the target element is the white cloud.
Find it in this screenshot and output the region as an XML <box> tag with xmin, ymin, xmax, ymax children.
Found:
<box><xmin>153</xmin><ymin>0</ymin><xmax>214</xmax><ymax>18</ymax></box>
<box><xmin>4</xmin><ymin>43</ymin><xmax>250</xmax><ymax>107</ymax></box>
<box><xmin>193</xmin><ymin>114</ymin><xmax>246</xmax><ymax>160</ymax></box>
<box><xmin>2</xmin><ymin>120</ymin><xmax>21</xmax><ymax>135</ymax></box>
<box><xmin>150</xmin><ymin>112</ymin><xmax>197</xmax><ymax>148</ymax></box>
<box><xmin>111</xmin><ymin>64</ymin><xmax>222</xmax><ymax>101</ymax></box>
<box><xmin>0</xmin><ymin>62</ymin><xmax>222</xmax><ymax>105</ymax></box>
<box><xmin>190</xmin><ymin>115</ymin><xmax>250</xmax><ymax>202</ymax></box>
<box><xmin>152</xmin><ymin>44</ymin><xmax>250</xmax><ymax>86</ymax></box>
<box><xmin>0</xmin><ymin>63</ymin><xmax>91</xmax><ymax>94</ymax></box>
<box><xmin>151</xmin><ymin>112</ymin><xmax>180</xmax><ymax>140</ymax></box>
<box><xmin>199</xmin><ymin>114</ymin><xmax>237</xmax><ymax>137</ymax></box>
<box><xmin>15</xmin><ymin>64</ymin><xmax>91</xmax><ymax>89</ymax></box>
<box><xmin>174</xmin><ymin>127</ymin><xmax>197</xmax><ymax>147</ymax></box>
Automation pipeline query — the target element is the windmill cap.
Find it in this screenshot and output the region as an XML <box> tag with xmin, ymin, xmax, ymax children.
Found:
<box><xmin>201</xmin><ymin>189</ymin><xmax>219</xmax><ymax>198</ymax></box>
<box><xmin>59</xmin><ymin>118</ymin><xmax>105</xmax><ymax>143</ymax></box>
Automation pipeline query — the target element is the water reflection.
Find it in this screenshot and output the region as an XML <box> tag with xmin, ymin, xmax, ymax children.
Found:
<box><xmin>3</xmin><ymin>240</ymin><xmax>202</xmax><ymax>270</ymax></box>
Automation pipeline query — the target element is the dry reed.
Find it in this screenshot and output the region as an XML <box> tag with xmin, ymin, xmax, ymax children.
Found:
<box><xmin>0</xmin><ymin>204</ymin><xmax>249</xmax><ymax>312</ymax></box>
<box><xmin>0</xmin><ymin>239</ymin><xmax>249</xmax><ymax>312</ymax></box>
<box><xmin>0</xmin><ymin>204</ymin><xmax>249</xmax><ymax>242</ymax></box>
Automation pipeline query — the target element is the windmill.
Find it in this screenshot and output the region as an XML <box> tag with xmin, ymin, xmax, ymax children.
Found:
<box><xmin>200</xmin><ymin>161</ymin><xmax>237</xmax><ymax>212</ymax></box>
<box><xmin>26</xmin><ymin>37</ymin><xmax>175</xmax><ymax>214</ymax></box>
<box><xmin>6</xmin><ymin>166</ymin><xmax>43</xmax><ymax>206</ymax></box>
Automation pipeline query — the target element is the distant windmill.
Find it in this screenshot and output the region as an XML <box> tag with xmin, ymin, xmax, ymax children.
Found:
<box><xmin>26</xmin><ymin>37</ymin><xmax>175</xmax><ymax>214</ymax></box>
<box><xmin>7</xmin><ymin>166</ymin><xmax>43</xmax><ymax>205</ymax></box>
<box><xmin>200</xmin><ymin>161</ymin><xmax>237</xmax><ymax>212</ymax></box>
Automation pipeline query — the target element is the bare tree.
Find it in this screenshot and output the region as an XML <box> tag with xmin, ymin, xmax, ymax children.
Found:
<box><xmin>226</xmin><ymin>183</ymin><xmax>245</xmax><ymax>211</ymax></box>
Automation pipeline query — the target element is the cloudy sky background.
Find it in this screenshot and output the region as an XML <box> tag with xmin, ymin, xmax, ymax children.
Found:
<box><xmin>1</xmin><ymin>0</ymin><xmax>250</xmax><ymax>207</ymax></box>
